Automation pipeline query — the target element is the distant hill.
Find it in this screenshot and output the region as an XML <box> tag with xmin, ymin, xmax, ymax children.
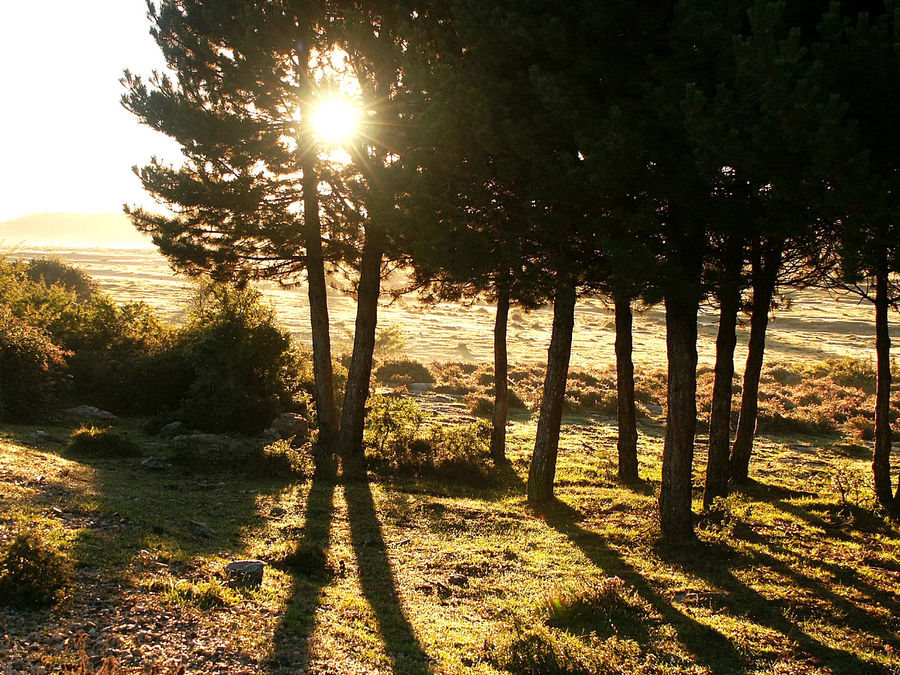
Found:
<box><xmin>0</xmin><ymin>212</ymin><xmax>153</xmax><ymax>248</ymax></box>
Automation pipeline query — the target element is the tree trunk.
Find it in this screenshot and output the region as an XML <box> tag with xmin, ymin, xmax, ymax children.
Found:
<box><xmin>301</xmin><ymin>152</ymin><xmax>339</xmax><ymax>459</ymax></box>
<box><xmin>703</xmin><ymin>278</ymin><xmax>740</xmax><ymax>509</ymax></box>
<box><xmin>490</xmin><ymin>278</ymin><xmax>511</xmax><ymax>463</ymax></box>
<box><xmin>873</xmin><ymin>268</ymin><xmax>896</xmax><ymax>511</ymax></box>
<box><xmin>527</xmin><ymin>281</ymin><xmax>576</xmax><ymax>505</ymax></box>
<box><xmin>659</xmin><ymin>291</ymin><xmax>699</xmax><ymax>540</ymax></box>
<box><xmin>339</xmin><ymin>224</ymin><xmax>386</xmax><ymax>477</ymax></box>
<box><xmin>614</xmin><ymin>293</ymin><xmax>639</xmax><ymax>482</ymax></box>
<box><xmin>299</xmin><ymin>38</ymin><xmax>338</xmax><ymax>474</ymax></box>
<box><xmin>730</xmin><ymin>245</ymin><xmax>779</xmax><ymax>483</ymax></box>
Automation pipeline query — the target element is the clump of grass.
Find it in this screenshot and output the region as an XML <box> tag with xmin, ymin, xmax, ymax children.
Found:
<box><xmin>543</xmin><ymin>577</ymin><xmax>651</xmax><ymax>640</ymax></box>
<box><xmin>261</xmin><ymin>438</ymin><xmax>315</xmax><ymax>477</ymax></box>
<box><xmin>0</xmin><ymin>530</ymin><xmax>71</xmax><ymax>607</ymax></box>
<box><xmin>143</xmin><ymin>575</ymin><xmax>235</xmax><ymax>609</ymax></box>
<box><xmin>67</xmin><ymin>426</ymin><xmax>141</xmax><ymax>458</ymax></box>
<box><xmin>268</xmin><ymin>540</ymin><xmax>330</xmax><ymax>578</ymax></box>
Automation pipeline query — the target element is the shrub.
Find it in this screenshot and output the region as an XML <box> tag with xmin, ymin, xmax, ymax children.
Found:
<box><xmin>0</xmin><ymin>308</ymin><xmax>68</xmax><ymax>422</ymax></box>
<box><xmin>24</xmin><ymin>257</ymin><xmax>99</xmax><ymax>301</ymax></box>
<box><xmin>174</xmin><ymin>280</ymin><xmax>309</xmax><ymax>434</ymax></box>
<box><xmin>269</xmin><ymin>540</ymin><xmax>330</xmax><ymax>578</ymax></box>
<box><xmin>0</xmin><ymin>531</ymin><xmax>71</xmax><ymax>607</ymax></box>
<box><xmin>68</xmin><ymin>426</ymin><xmax>141</xmax><ymax>458</ymax></box>
<box><xmin>262</xmin><ymin>438</ymin><xmax>316</xmax><ymax>477</ymax></box>
<box><xmin>375</xmin><ymin>359</ymin><xmax>435</xmax><ymax>384</ymax></box>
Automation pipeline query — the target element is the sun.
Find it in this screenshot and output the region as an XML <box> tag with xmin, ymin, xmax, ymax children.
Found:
<box><xmin>311</xmin><ymin>97</ymin><xmax>359</xmax><ymax>145</ymax></box>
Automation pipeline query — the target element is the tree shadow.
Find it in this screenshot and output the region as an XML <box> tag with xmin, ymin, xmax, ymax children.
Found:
<box><xmin>539</xmin><ymin>499</ymin><xmax>750</xmax><ymax>674</ymax></box>
<box><xmin>269</xmin><ymin>476</ymin><xmax>336</xmax><ymax>671</ymax></box>
<box><xmin>673</xmin><ymin>540</ymin><xmax>894</xmax><ymax>674</ymax></box>
<box><xmin>344</xmin><ymin>478</ymin><xmax>432</xmax><ymax>674</ymax></box>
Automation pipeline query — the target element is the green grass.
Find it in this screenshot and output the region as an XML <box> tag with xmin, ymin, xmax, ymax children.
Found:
<box><xmin>1</xmin><ymin>405</ymin><xmax>898</xmax><ymax>673</ymax></box>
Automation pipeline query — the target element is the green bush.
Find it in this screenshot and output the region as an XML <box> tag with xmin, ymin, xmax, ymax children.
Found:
<box><xmin>0</xmin><ymin>531</ymin><xmax>71</xmax><ymax>607</ymax></box>
<box><xmin>67</xmin><ymin>426</ymin><xmax>141</xmax><ymax>458</ymax></box>
<box><xmin>174</xmin><ymin>280</ymin><xmax>308</xmax><ymax>434</ymax></box>
<box><xmin>0</xmin><ymin>308</ymin><xmax>68</xmax><ymax>422</ymax></box>
<box><xmin>375</xmin><ymin>359</ymin><xmax>435</xmax><ymax>384</ymax></box>
<box><xmin>24</xmin><ymin>257</ymin><xmax>99</xmax><ymax>301</ymax></box>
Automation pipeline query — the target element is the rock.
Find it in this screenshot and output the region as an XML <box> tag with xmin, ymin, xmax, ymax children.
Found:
<box><xmin>408</xmin><ymin>383</ymin><xmax>433</xmax><ymax>393</ymax></box>
<box><xmin>158</xmin><ymin>421</ymin><xmax>186</xmax><ymax>438</ymax></box>
<box><xmin>269</xmin><ymin>506</ymin><xmax>287</xmax><ymax>518</ymax></box>
<box><xmin>142</xmin><ymin>442</ymin><xmax>170</xmax><ymax>453</ymax></box>
<box><xmin>265</xmin><ymin>413</ymin><xmax>309</xmax><ymax>441</ymax></box>
<box><xmin>226</xmin><ymin>559</ymin><xmax>265</xmax><ymax>585</ymax></box>
<box><xmin>188</xmin><ymin>520</ymin><xmax>217</xmax><ymax>538</ymax></box>
<box><xmin>173</xmin><ymin>433</ymin><xmax>240</xmax><ymax>451</ymax></box>
<box><xmin>141</xmin><ymin>456</ymin><xmax>170</xmax><ymax>470</ymax></box>
<box><xmin>448</xmin><ymin>573</ymin><xmax>469</xmax><ymax>587</ymax></box>
<box><xmin>63</xmin><ymin>405</ymin><xmax>117</xmax><ymax>421</ymax></box>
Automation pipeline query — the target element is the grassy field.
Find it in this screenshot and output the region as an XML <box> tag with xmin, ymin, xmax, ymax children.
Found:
<box><xmin>1</xmin><ymin>390</ymin><xmax>898</xmax><ymax>674</ymax></box>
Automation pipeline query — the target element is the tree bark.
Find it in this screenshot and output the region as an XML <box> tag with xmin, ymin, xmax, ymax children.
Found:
<box><xmin>873</xmin><ymin>268</ymin><xmax>896</xmax><ymax>511</ymax></box>
<box><xmin>703</xmin><ymin>278</ymin><xmax>740</xmax><ymax>509</ymax></box>
<box><xmin>527</xmin><ymin>281</ymin><xmax>576</xmax><ymax>505</ymax></box>
<box><xmin>614</xmin><ymin>293</ymin><xmax>639</xmax><ymax>482</ymax></box>
<box><xmin>297</xmin><ymin>35</ymin><xmax>338</xmax><ymax>474</ymax></box>
<box><xmin>339</xmin><ymin>224</ymin><xmax>386</xmax><ymax>477</ymax></box>
<box><xmin>490</xmin><ymin>278</ymin><xmax>511</xmax><ymax>463</ymax></box>
<box><xmin>659</xmin><ymin>291</ymin><xmax>699</xmax><ymax>540</ymax></box>
<box><xmin>301</xmin><ymin>149</ymin><xmax>339</xmax><ymax>466</ymax></box>
<box><xmin>730</xmin><ymin>245</ymin><xmax>779</xmax><ymax>482</ymax></box>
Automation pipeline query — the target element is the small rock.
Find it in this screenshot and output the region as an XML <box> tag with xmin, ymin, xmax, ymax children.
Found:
<box><xmin>141</xmin><ymin>456</ymin><xmax>169</xmax><ymax>471</ymax></box>
<box><xmin>63</xmin><ymin>405</ymin><xmax>117</xmax><ymax>420</ymax></box>
<box><xmin>29</xmin><ymin>431</ymin><xmax>63</xmax><ymax>444</ymax></box>
<box><xmin>189</xmin><ymin>520</ymin><xmax>217</xmax><ymax>538</ymax></box>
<box><xmin>448</xmin><ymin>573</ymin><xmax>469</xmax><ymax>587</ymax></box>
<box><xmin>265</xmin><ymin>412</ymin><xmax>309</xmax><ymax>441</ymax></box>
<box><xmin>269</xmin><ymin>506</ymin><xmax>287</xmax><ymax>518</ymax></box>
<box><xmin>158</xmin><ymin>421</ymin><xmax>186</xmax><ymax>438</ymax></box>
<box><xmin>408</xmin><ymin>383</ymin><xmax>433</xmax><ymax>393</ymax></box>
<box><xmin>225</xmin><ymin>560</ymin><xmax>265</xmax><ymax>585</ymax></box>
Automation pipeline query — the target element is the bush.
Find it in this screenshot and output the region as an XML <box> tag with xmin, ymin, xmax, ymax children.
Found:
<box><xmin>170</xmin><ymin>281</ymin><xmax>308</xmax><ymax>434</ymax></box>
<box><xmin>0</xmin><ymin>308</ymin><xmax>68</xmax><ymax>422</ymax></box>
<box><xmin>262</xmin><ymin>438</ymin><xmax>316</xmax><ymax>477</ymax></box>
<box><xmin>375</xmin><ymin>359</ymin><xmax>435</xmax><ymax>384</ymax></box>
<box><xmin>0</xmin><ymin>531</ymin><xmax>71</xmax><ymax>607</ymax></box>
<box><xmin>24</xmin><ymin>257</ymin><xmax>99</xmax><ymax>301</ymax></box>
<box><xmin>68</xmin><ymin>426</ymin><xmax>141</xmax><ymax>458</ymax></box>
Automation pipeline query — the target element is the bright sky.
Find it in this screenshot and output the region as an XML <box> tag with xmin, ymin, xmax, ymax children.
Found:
<box><xmin>0</xmin><ymin>0</ymin><xmax>181</xmax><ymax>222</ymax></box>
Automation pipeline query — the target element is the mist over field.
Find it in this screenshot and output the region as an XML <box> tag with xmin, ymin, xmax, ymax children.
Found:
<box><xmin>0</xmin><ymin>212</ymin><xmax>152</xmax><ymax>249</ymax></box>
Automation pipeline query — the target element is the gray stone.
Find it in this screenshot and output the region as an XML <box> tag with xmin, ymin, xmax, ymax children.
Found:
<box><xmin>140</xmin><ymin>456</ymin><xmax>169</xmax><ymax>470</ymax></box>
<box><xmin>408</xmin><ymin>383</ymin><xmax>433</xmax><ymax>393</ymax></box>
<box><xmin>28</xmin><ymin>431</ymin><xmax>64</xmax><ymax>444</ymax></box>
<box><xmin>173</xmin><ymin>433</ymin><xmax>240</xmax><ymax>451</ymax></box>
<box><xmin>226</xmin><ymin>559</ymin><xmax>265</xmax><ymax>585</ymax></box>
<box><xmin>63</xmin><ymin>405</ymin><xmax>117</xmax><ymax>420</ymax></box>
<box><xmin>158</xmin><ymin>421</ymin><xmax>186</xmax><ymax>438</ymax></box>
<box><xmin>448</xmin><ymin>573</ymin><xmax>469</xmax><ymax>587</ymax></box>
<box><xmin>266</xmin><ymin>412</ymin><xmax>309</xmax><ymax>441</ymax></box>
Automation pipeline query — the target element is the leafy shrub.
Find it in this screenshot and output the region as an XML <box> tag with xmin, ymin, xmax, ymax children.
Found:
<box><xmin>375</xmin><ymin>359</ymin><xmax>435</xmax><ymax>384</ymax></box>
<box><xmin>174</xmin><ymin>280</ymin><xmax>309</xmax><ymax>434</ymax></box>
<box><xmin>0</xmin><ymin>307</ymin><xmax>68</xmax><ymax>422</ymax></box>
<box><xmin>68</xmin><ymin>426</ymin><xmax>141</xmax><ymax>458</ymax></box>
<box><xmin>0</xmin><ymin>531</ymin><xmax>71</xmax><ymax>607</ymax></box>
<box><xmin>365</xmin><ymin>395</ymin><xmax>494</xmax><ymax>481</ymax></box>
<box><xmin>24</xmin><ymin>257</ymin><xmax>99</xmax><ymax>301</ymax></box>
<box><xmin>262</xmin><ymin>438</ymin><xmax>316</xmax><ymax>477</ymax></box>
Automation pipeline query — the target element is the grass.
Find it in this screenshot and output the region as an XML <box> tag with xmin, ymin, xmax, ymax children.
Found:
<box><xmin>1</xmin><ymin>393</ymin><xmax>899</xmax><ymax>673</ymax></box>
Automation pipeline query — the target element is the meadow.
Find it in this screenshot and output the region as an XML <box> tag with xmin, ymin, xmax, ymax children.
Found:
<box><xmin>0</xmin><ymin>249</ymin><xmax>898</xmax><ymax>673</ymax></box>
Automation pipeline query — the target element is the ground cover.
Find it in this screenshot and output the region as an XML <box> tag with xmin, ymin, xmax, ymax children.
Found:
<box><xmin>0</xmin><ymin>394</ymin><xmax>897</xmax><ymax>674</ymax></box>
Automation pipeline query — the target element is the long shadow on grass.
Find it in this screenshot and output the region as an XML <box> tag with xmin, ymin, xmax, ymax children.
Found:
<box><xmin>269</xmin><ymin>476</ymin><xmax>336</xmax><ymax>672</ymax></box>
<box><xmin>345</xmin><ymin>478</ymin><xmax>432</xmax><ymax>674</ymax></box>
<box><xmin>675</xmin><ymin>542</ymin><xmax>892</xmax><ymax>674</ymax></box>
<box><xmin>540</xmin><ymin>499</ymin><xmax>750</xmax><ymax>674</ymax></box>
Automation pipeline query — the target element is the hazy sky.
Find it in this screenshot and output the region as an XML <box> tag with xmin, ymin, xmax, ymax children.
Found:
<box><xmin>0</xmin><ymin>1</ymin><xmax>181</xmax><ymax>222</ymax></box>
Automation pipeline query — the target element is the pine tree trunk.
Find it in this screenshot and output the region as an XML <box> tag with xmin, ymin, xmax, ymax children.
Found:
<box><xmin>703</xmin><ymin>279</ymin><xmax>740</xmax><ymax>509</ymax></box>
<box><xmin>339</xmin><ymin>224</ymin><xmax>386</xmax><ymax>477</ymax></box>
<box><xmin>491</xmin><ymin>279</ymin><xmax>511</xmax><ymax>463</ymax></box>
<box><xmin>730</xmin><ymin>246</ymin><xmax>779</xmax><ymax>483</ymax></box>
<box><xmin>614</xmin><ymin>293</ymin><xmax>639</xmax><ymax>482</ymax></box>
<box><xmin>299</xmin><ymin>38</ymin><xmax>338</xmax><ymax>474</ymax></box>
<box><xmin>873</xmin><ymin>268</ymin><xmax>896</xmax><ymax>512</ymax></box>
<box><xmin>527</xmin><ymin>281</ymin><xmax>576</xmax><ymax>505</ymax></box>
<box><xmin>301</xmin><ymin>151</ymin><xmax>339</xmax><ymax>464</ymax></box>
<box><xmin>659</xmin><ymin>291</ymin><xmax>699</xmax><ymax>540</ymax></box>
